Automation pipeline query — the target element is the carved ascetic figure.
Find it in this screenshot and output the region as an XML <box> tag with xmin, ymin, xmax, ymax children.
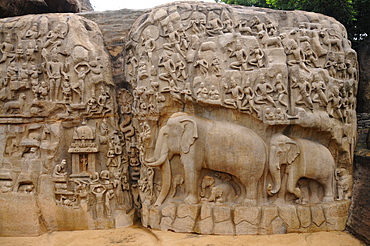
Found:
<box><xmin>53</xmin><ymin>159</ymin><xmax>67</xmax><ymax>177</ymax></box>
<box><xmin>140</xmin><ymin>112</ymin><xmax>267</xmax><ymax>206</ymax></box>
<box><xmin>268</xmin><ymin>133</ymin><xmax>335</xmax><ymax>203</ymax></box>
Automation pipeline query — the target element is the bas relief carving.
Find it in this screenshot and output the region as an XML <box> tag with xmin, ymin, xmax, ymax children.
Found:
<box><xmin>0</xmin><ymin>1</ymin><xmax>357</xmax><ymax>236</ymax></box>
<box><xmin>0</xmin><ymin>13</ymin><xmax>135</xmax><ymax>234</ymax></box>
<box><xmin>125</xmin><ymin>2</ymin><xmax>357</xmax><ymax>235</ymax></box>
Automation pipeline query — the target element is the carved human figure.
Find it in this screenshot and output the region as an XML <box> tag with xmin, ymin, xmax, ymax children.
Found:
<box><xmin>194</xmin><ymin>57</ymin><xmax>209</xmax><ymax>75</ymax></box>
<box><xmin>196</xmin><ymin>82</ymin><xmax>208</xmax><ymax>102</ymax></box>
<box><xmin>137</xmin><ymin>60</ymin><xmax>148</xmax><ymax>80</ymax></box>
<box><xmin>97</xmin><ymin>86</ymin><xmax>112</xmax><ymax>116</ymax></box>
<box><xmin>142</xmin><ymin>29</ymin><xmax>156</xmax><ymax>65</ymax></box>
<box><xmin>206</xmin><ymin>12</ymin><xmax>223</xmax><ymax>36</ymax></box>
<box><xmin>250</xmin><ymin>16</ymin><xmax>266</xmax><ymax>33</ymax></box>
<box><xmin>265</xmin><ymin>17</ymin><xmax>278</xmax><ymax>36</ymax></box>
<box><xmin>62</xmin><ymin>81</ymin><xmax>72</xmax><ymax>103</ymax></box>
<box><xmin>240</xmin><ymin>78</ymin><xmax>257</xmax><ymax>113</ymax></box>
<box><xmin>336</xmin><ymin>54</ymin><xmax>347</xmax><ymax>79</ymax></box>
<box><xmin>46</xmin><ymin>57</ymin><xmax>68</xmax><ymax>101</ymax></box>
<box><xmin>73</xmin><ymin>62</ymin><xmax>90</xmax><ymax>103</ymax></box>
<box><xmin>224</xmin><ymin>77</ymin><xmax>243</xmax><ymax>109</ymax></box>
<box><xmin>229</xmin><ymin>43</ymin><xmax>249</xmax><ymax>71</ymax></box>
<box><xmin>163</xmin><ymin>22</ymin><xmax>185</xmax><ymax>58</ymax></box>
<box><xmin>249</xmin><ymin>43</ymin><xmax>264</xmax><ymax>68</ymax></box>
<box><xmin>285</xmin><ymin>39</ymin><xmax>310</xmax><ymax>73</ymax></box>
<box><xmin>181</xmin><ymin>82</ymin><xmax>193</xmax><ymax>103</ymax></box>
<box><xmin>254</xmin><ymin>74</ymin><xmax>275</xmax><ymax>106</ymax></box>
<box><xmin>24</xmin><ymin>23</ymin><xmax>40</xmax><ymax>41</ymax></box>
<box><xmin>53</xmin><ymin>159</ymin><xmax>67</xmax><ymax>177</ymax></box>
<box><xmin>39</xmin><ymin>81</ymin><xmax>50</xmax><ymax>100</ymax></box>
<box><xmin>311</xmin><ymin>73</ymin><xmax>328</xmax><ymax>106</ymax></box>
<box><xmin>275</xmin><ymin>107</ymin><xmax>286</xmax><ymax>121</ymax></box>
<box><xmin>273</xmin><ymin>74</ymin><xmax>288</xmax><ymax>107</ymax></box>
<box><xmin>85</xmin><ymin>96</ymin><xmax>99</xmax><ymax>116</ymax></box>
<box><xmin>301</xmin><ymin>41</ymin><xmax>320</xmax><ymax>68</ymax></box>
<box><xmin>221</xmin><ymin>11</ymin><xmax>234</xmax><ymax>33</ymax></box>
<box><xmin>327</xmin><ymin>85</ymin><xmax>343</xmax><ymax>121</ymax></box>
<box><xmin>18</xmin><ymin>63</ymin><xmax>30</xmax><ymax>84</ymax></box>
<box><xmin>0</xmin><ymin>34</ymin><xmax>15</xmax><ymax>63</ymax></box>
<box><xmin>208</xmin><ymin>85</ymin><xmax>220</xmax><ymax>101</ymax></box>
<box><xmin>325</xmin><ymin>52</ymin><xmax>337</xmax><ymax>77</ymax></box>
<box><xmin>105</xmin><ymin>189</ymin><xmax>114</xmax><ymax>217</ymax></box>
<box><xmin>175</xmin><ymin>60</ymin><xmax>188</xmax><ymax>82</ymax></box>
<box><xmin>211</xmin><ymin>57</ymin><xmax>222</xmax><ymax>77</ymax></box>
<box><xmin>91</xmin><ymin>185</ymin><xmax>106</xmax><ymax>218</ymax></box>
<box><xmin>335</xmin><ymin>168</ymin><xmax>352</xmax><ymax>200</ymax></box>
<box><xmin>158</xmin><ymin>54</ymin><xmax>176</xmax><ymax>82</ymax></box>
<box><xmin>292</xmin><ymin>79</ymin><xmax>314</xmax><ymax>110</ymax></box>
<box><xmin>43</xmin><ymin>23</ymin><xmax>66</xmax><ymax>48</ymax></box>
<box><xmin>264</xmin><ymin>107</ymin><xmax>275</xmax><ymax>121</ymax></box>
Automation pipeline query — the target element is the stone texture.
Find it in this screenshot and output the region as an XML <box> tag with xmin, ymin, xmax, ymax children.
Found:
<box><xmin>279</xmin><ymin>205</ymin><xmax>300</xmax><ymax>230</ymax></box>
<box><xmin>311</xmin><ymin>205</ymin><xmax>326</xmax><ymax>227</ymax></box>
<box><xmin>0</xmin><ymin>0</ymin><xmax>93</xmax><ymax>18</ymax></box>
<box><xmin>347</xmin><ymin>154</ymin><xmax>370</xmax><ymax>245</ymax></box>
<box><xmin>297</xmin><ymin>205</ymin><xmax>311</xmax><ymax>228</ymax></box>
<box><xmin>234</xmin><ymin>206</ymin><xmax>261</xmax><ymax>225</ymax></box>
<box><xmin>235</xmin><ymin>221</ymin><xmax>258</xmax><ymax>235</ymax></box>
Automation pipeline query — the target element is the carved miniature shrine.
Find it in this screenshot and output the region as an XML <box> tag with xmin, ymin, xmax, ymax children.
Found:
<box><xmin>0</xmin><ymin>1</ymin><xmax>358</xmax><ymax>236</ymax></box>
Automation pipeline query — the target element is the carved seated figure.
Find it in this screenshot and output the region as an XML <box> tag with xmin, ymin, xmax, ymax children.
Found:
<box><xmin>53</xmin><ymin>159</ymin><xmax>67</xmax><ymax>178</ymax></box>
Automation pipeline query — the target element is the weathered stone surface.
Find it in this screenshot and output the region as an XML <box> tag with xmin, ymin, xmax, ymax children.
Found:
<box><xmin>311</xmin><ymin>205</ymin><xmax>326</xmax><ymax>227</ymax></box>
<box><xmin>234</xmin><ymin>206</ymin><xmax>261</xmax><ymax>225</ymax></box>
<box><xmin>279</xmin><ymin>205</ymin><xmax>300</xmax><ymax>229</ymax></box>
<box><xmin>347</xmin><ymin>154</ymin><xmax>370</xmax><ymax>245</ymax></box>
<box><xmin>297</xmin><ymin>205</ymin><xmax>311</xmax><ymax>228</ymax></box>
<box><xmin>0</xmin><ymin>0</ymin><xmax>93</xmax><ymax>18</ymax></box>
<box><xmin>148</xmin><ymin>206</ymin><xmax>161</xmax><ymax>230</ymax></box>
<box><xmin>161</xmin><ymin>202</ymin><xmax>177</xmax><ymax>220</ymax></box>
<box><xmin>214</xmin><ymin>220</ymin><xmax>235</xmax><ymax>235</ymax></box>
<box><xmin>322</xmin><ymin>201</ymin><xmax>350</xmax><ymax>231</ymax></box>
<box><xmin>213</xmin><ymin>205</ymin><xmax>231</xmax><ymax>223</ymax></box>
<box><xmin>196</xmin><ymin>217</ymin><xmax>214</xmax><ymax>235</ymax></box>
<box><xmin>176</xmin><ymin>203</ymin><xmax>199</xmax><ymax>220</ymax></box>
<box><xmin>260</xmin><ymin>206</ymin><xmax>279</xmax><ymax>232</ymax></box>
<box><xmin>235</xmin><ymin>221</ymin><xmax>258</xmax><ymax>235</ymax></box>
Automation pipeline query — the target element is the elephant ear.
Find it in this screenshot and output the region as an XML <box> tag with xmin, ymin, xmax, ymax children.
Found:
<box><xmin>286</xmin><ymin>141</ymin><xmax>300</xmax><ymax>164</ymax></box>
<box><xmin>180</xmin><ymin>119</ymin><xmax>198</xmax><ymax>154</ymax></box>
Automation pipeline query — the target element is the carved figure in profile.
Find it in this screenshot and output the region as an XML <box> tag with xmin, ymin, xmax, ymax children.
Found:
<box><xmin>211</xmin><ymin>57</ymin><xmax>222</xmax><ymax>77</ymax></box>
<box><xmin>158</xmin><ymin>54</ymin><xmax>177</xmax><ymax>82</ymax></box>
<box><xmin>4</xmin><ymin>93</ymin><xmax>26</xmax><ymax>114</ymax></box>
<box><xmin>254</xmin><ymin>73</ymin><xmax>275</xmax><ymax>106</ymax></box>
<box><xmin>325</xmin><ymin>52</ymin><xmax>337</xmax><ymax>78</ymax></box>
<box><xmin>319</xmin><ymin>29</ymin><xmax>343</xmax><ymax>52</ymax></box>
<box><xmin>73</xmin><ymin>62</ymin><xmax>90</xmax><ymax>103</ymax></box>
<box><xmin>53</xmin><ymin>159</ymin><xmax>67</xmax><ymax>177</ymax></box>
<box><xmin>238</xmin><ymin>20</ymin><xmax>254</xmax><ymax>35</ymax></box>
<box><xmin>169</xmin><ymin>80</ymin><xmax>182</xmax><ymax>102</ymax></box>
<box><xmin>249</xmin><ymin>43</ymin><xmax>264</xmax><ymax>68</ymax></box>
<box><xmin>229</xmin><ymin>42</ymin><xmax>249</xmax><ymax>71</ymax></box>
<box><xmin>175</xmin><ymin>59</ymin><xmax>188</xmax><ymax>82</ymax></box>
<box><xmin>346</xmin><ymin>59</ymin><xmax>357</xmax><ymax>80</ymax></box>
<box><xmin>268</xmin><ymin>133</ymin><xmax>335</xmax><ymax>203</ymax></box>
<box><xmin>97</xmin><ymin>86</ymin><xmax>112</xmax><ymax>116</ymax></box>
<box><xmin>224</xmin><ymin>77</ymin><xmax>243</xmax><ymax>109</ymax></box>
<box><xmin>0</xmin><ymin>34</ymin><xmax>15</xmax><ymax>63</ymax></box>
<box><xmin>140</xmin><ymin>112</ymin><xmax>268</xmax><ymax>206</ymax></box>
<box><xmin>257</xmin><ymin>30</ymin><xmax>282</xmax><ymax>49</ymax></box>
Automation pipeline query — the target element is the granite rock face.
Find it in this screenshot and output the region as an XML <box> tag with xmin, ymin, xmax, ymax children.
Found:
<box><xmin>0</xmin><ymin>1</ymin><xmax>359</xmax><ymax>237</ymax></box>
<box><xmin>0</xmin><ymin>0</ymin><xmax>93</xmax><ymax>18</ymax></box>
<box><xmin>127</xmin><ymin>1</ymin><xmax>357</xmax><ymax>235</ymax></box>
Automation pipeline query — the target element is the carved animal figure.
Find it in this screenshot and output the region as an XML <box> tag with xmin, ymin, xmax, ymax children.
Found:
<box><xmin>335</xmin><ymin>168</ymin><xmax>352</xmax><ymax>200</ymax></box>
<box><xmin>200</xmin><ymin>175</ymin><xmax>236</xmax><ymax>203</ymax></box>
<box><xmin>140</xmin><ymin>112</ymin><xmax>267</xmax><ymax>206</ymax></box>
<box><xmin>257</xmin><ymin>30</ymin><xmax>282</xmax><ymax>49</ymax></box>
<box><xmin>319</xmin><ymin>29</ymin><xmax>342</xmax><ymax>52</ymax></box>
<box><xmin>4</xmin><ymin>93</ymin><xmax>26</xmax><ymax>114</ymax></box>
<box><xmin>268</xmin><ymin>133</ymin><xmax>335</xmax><ymax>203</ymax></box>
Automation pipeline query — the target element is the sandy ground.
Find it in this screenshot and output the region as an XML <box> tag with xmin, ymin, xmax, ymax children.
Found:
<box><xmin>0</xmin><ymin>225</ymin><xmax>364</xmax><ymax>246</ymax></box>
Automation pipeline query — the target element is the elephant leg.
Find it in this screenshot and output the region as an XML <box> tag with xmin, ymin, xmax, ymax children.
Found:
<box><xmin>242</xmin><ymin>177</ymin><xmax>258</xmax><ymax>206</ymax></box>
<box><xmin>286</xmin><ymin>171</ymin><xmax>301</xmax><ymax>199</ymax></box>
<box><xmin>182</xmin><ymin>155</ymin><xmax>201</xmax><ymax>204</ymax></box>
<box><xmin>321</xmin><ymin>176</ymin><xmax>334</xmax><ymax>202</ymax></box>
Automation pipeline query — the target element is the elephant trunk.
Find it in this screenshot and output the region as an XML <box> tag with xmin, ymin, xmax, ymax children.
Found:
<box><xmin>268</xmin><ymin>145</ymin><xmax>281</xmax><ymax>196</ymax></box>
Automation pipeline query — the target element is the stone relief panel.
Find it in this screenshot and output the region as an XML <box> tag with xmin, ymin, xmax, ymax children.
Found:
<box><xmin>124</xmin><ymin>2</ymin><xmax>357</xmax><ymax>235</ymax></box>
<box><xmin>0</xmin><ymin>13</ymin><xmax>135</xmax><ymax>235</ymax></box>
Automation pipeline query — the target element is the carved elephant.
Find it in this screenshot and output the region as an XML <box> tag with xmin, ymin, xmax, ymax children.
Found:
<box><xmin>200</xmin><ymin>175</ymin><xmax>236</xmax><ymax>203</ymax></box>
<box><xmin>268</xmin><ymin>133</ymin><xmax>335</xmax><ymax>203</ymax></box>
<box><xmin>140</xmin><ymin>112</ymin><xmax>267</xmax><ymax>206</ymax></box>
